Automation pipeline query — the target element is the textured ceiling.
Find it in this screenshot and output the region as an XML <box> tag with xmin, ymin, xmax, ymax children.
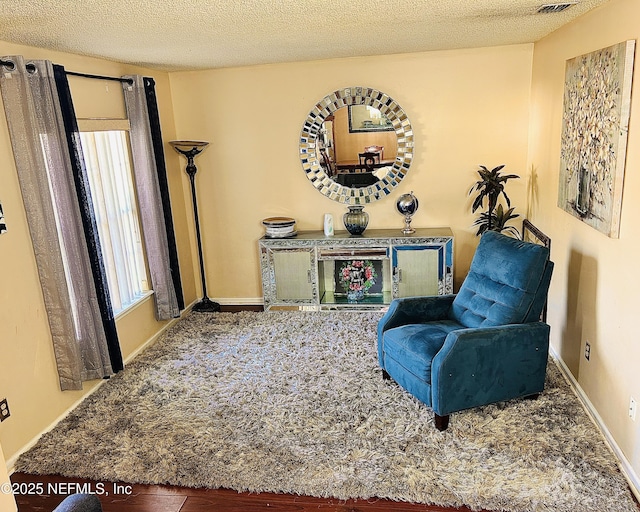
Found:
<box><xmin>0</xmin><ymin>0</ymin><xmax>611</xmax><ymax>71</ymax></box>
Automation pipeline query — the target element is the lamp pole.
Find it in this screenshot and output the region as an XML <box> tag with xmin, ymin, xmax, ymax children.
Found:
<box><xmin>170</xmin><ymin>140</ymin><xmax>220</xmax><ymax>313</ymax></box>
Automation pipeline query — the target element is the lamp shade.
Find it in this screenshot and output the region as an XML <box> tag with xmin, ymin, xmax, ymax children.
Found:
<box><xmin>169</xmin><ymin>140</ymin><xmax>209</xmax><ymax>152</ymax></box>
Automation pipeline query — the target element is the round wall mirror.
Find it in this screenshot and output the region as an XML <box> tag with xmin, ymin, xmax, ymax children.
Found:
<box><xmin>299</xmin><ymin>86</ymin><xmax>414</xmax><ymax>204</ymax></box>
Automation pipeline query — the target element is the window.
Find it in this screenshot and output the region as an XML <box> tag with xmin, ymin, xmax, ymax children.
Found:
<box><xmin>79</xmin><ymin>124</ymin><xmax>149</xmax><ymax>314</ymax></box>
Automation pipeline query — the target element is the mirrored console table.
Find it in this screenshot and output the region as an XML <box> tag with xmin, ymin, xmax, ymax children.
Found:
<box><xmin>259</xmin><ymin>228</ymin><xmax>453</xmax><ymax>310</ymax></box>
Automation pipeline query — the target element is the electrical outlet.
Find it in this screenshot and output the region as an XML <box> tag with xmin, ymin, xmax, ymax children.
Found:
<box><xmin>629</xmin><ymin>397</ymin><xmax>637</xmax><ymax>421</ymax></box>
<box><xmin>0</xmin><ymin>398</ymin><xmax>9</xmax><ymax>422</ymax></box>
<box><xmin>584</xmin><ymin>341</ymin><xmax>591</xmax><ymax>361</ymax></box>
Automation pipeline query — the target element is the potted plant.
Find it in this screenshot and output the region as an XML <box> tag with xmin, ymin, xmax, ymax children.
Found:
<box><xmin>469</xmin><ymin>164</ymin><xmax>520</xmax><ymax>237</ymax></box>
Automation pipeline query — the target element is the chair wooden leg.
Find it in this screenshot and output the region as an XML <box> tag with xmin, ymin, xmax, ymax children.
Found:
<box><xmin>434</xmin><ymin>413</ymin><xmax>450</xmax><ymax>431</ymax></box>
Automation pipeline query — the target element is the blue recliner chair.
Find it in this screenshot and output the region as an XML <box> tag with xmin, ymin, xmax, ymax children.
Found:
<box><xmin>53</xmin><ymin>494</ymin><xmax>102</xmax><ymax>512</ymax></box>
<box><xmin>378</xmin><ymin>230</ymin><xmax>554</xmax><ymax>431</ymax></box>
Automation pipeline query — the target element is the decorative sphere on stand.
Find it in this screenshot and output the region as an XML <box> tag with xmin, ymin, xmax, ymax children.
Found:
<box><xmin>396</xmin><ymin>191</ymin><xmax>419</xmax><ymax>234</ymax></box>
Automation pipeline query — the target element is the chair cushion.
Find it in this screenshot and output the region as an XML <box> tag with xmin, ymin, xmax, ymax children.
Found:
<box><xmin>449</xmin><ymin>231</ymin><xmax>550</xmax><ymax>328</ymax></box>
<box><xmin>382</xmin><ymin>320</ymin><xmax>462</xmax><ymax>382</ymax></box>
<box><xmin>53</xmin><ymin>494</ymin><xmax>103</xmax><ymax>512</ymax></box>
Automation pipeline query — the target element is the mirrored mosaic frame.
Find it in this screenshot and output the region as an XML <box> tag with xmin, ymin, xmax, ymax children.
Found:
<box><xmin>299</xmin><ymin>86</ymin><xmax>414</xmax><ymax>205</ymax></box>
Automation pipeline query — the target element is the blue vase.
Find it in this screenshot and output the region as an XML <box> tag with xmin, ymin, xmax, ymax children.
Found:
<box><xmin>343</xmin><ymin>205</ymin><xmax>369</xmax><ymax>235</ymax></box>
<box><xmin>347</xmin><ymin>289</ymin><xmax>365</xmax><ymax>302</ymax></box>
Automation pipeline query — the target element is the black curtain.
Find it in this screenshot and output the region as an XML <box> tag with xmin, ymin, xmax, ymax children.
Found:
<box><xmin>142</xmin><ymin>77</ymin><xmax>185</xmax><ymax>310</ymax></box>
<box><xmin>53</xmin><ymin>65</ymin><xmax>124</xmax><ymax>373</ymax></box>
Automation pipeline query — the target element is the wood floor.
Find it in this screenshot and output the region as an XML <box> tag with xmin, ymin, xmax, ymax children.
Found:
<box><xmin>11</xmin><ymin>472</ymin><xmax>485</xmax><ymax>512</ymax></box>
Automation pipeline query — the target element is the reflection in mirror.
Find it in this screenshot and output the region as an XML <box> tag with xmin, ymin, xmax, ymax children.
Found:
<box><xmin>348</xmin><ymin>105</ymin><xmax>394</xmax><ymax>133</ymax></box>
<box><xmin>321</xmin><ymin>107</ymin><xmax>397</xmax><ymax>177</ymax></box>
<box><xmin>299</xmin><ymin>87</ymin><xmax>414</xmax><ymax>204</ymax></box>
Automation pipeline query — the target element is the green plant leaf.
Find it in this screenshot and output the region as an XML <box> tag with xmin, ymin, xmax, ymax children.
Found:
<box><xmin>468</xmin><ymin>164</ymin><xmax>520</xmax><ymax>232</ymax></box>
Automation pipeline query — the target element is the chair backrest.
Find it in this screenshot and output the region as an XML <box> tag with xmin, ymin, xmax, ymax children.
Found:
<box><xmin>364</xmin><ymin>145</ymin><xmax>384</xmax><ymax>159</ymax></box>
<box><xmin>358</xmin><ymin>152</ymin><xmax>380</xmax><ymax>171</ymax></box>
<box><xmin>449</xmin><ymin>231</ymin><xmax>553</xmax><ymax>328</ymax></box>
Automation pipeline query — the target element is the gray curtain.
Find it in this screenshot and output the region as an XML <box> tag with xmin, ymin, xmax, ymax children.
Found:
<box><xmin>122</xmin><ymin>75</ymin><xmax>180</xmax><ymax>320</ymax></box>
<box><xmin>0</xmin><ymin>56</ymin><xmax>114</xmax><ymax>390</ymax></box>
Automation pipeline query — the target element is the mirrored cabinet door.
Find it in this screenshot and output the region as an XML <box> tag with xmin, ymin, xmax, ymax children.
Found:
<box><xmin>260</xmin><ymin>246</ymin><xmax>317</xmax><ymax>308</ymax></box>
<box><xmin>393</xmin><ymin>247</ymin><xmax>440</xmax><ymax>298</ymax></box>
<box><xmin>392</xmin><ymin>240</ymin><xmax>453</xmax><ymax>298</ymax></box>
<box><xmin>273</xmin><ymin>249</ymin><xmax>314</xmax><ymax>301</ymax></box>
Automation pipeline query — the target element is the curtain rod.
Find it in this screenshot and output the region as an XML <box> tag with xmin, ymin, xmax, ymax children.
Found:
<box><xmin>0</xmin><ymin>60</ymin><xmax>133</xmax><ymax>85</ymax></box>
<box><xmin>0</xmin><ymin>59</ymin><xmax>18</xmax><ymax>70</ymax></box>
<box><xmin>65</xmin><ymin>70</ymin><xmax>133</xmax><ymax>85</ymax></box>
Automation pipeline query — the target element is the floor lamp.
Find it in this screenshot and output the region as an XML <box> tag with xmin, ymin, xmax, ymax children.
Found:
<box><xmin>170</xmin><ymin>140</ymin><xmax>221</xmax><ymax>313</ymax></box>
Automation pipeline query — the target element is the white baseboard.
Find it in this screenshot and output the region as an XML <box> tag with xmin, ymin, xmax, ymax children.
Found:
<box><xmin>212</xmin><ymin>297</ymin><xmax>264</xmax><ymax>306</ymax></box>
<box><xmin>6</xmin><ymin>300</ymin><xmax>265</xmax><ymax>471</ymax></box>
<box><xmin>549</xmin><ymin>346</ymin><xmax>640</xmax><ymax>502</ymax></box>
<box><xmin>6</xmin><ymin>312</ymin><xmax>184</xmax><ymax>473</ymax></box>
<box><xmin>11</xmin><ymin>312</ymin><xmax>636</xmax><ymax>505</ymax></box>
<box><xmin>121</xmin><ymin>314</ymin><xmax>184</xmax><ymax>365</ymax></box>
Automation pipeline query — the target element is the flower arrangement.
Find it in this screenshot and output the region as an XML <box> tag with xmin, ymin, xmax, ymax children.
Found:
<box><xmin>339</xmin><ymin>260</ymin><xmax>376</xmax><ymax>295</ymax></box>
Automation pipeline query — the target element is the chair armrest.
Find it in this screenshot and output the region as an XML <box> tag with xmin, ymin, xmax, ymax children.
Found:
<box><xmin>54</xmin><ymin>494</ymin><xmax>103</xmax><ymax>512</ymax></box>
<box><xmin>431</xmin><ymin>322</ymin><xmax>550</xmax><ymax>416</ymax></box>
<box><xmin>377</xmin><ymin>295</ymin><xmax>455</xmax><ymax>337</ymax></box>
<box><xmin>377</xmin><ymin>296</ymin><xmax>456</xmax><ymax>368</ymax></box>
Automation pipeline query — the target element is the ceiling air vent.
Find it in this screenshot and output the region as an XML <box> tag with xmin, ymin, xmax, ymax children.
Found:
<box><xmin>537</xmin><ymin>2</ymin><xmax>577</xmax><ymax>13</ymax></box>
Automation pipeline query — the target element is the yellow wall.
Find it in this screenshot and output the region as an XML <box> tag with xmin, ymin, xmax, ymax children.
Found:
<box><xmin>2</xmin><ymin>0</ymin><xmax>639</xmax><ymax>492</ymax></box>
<box><xmin>528</xmin><ymin>0</ymin><xmax>640</xmax><ymax>477</ymax></box>
<box><xmin>169</xmin><ymin>44</ymin><xmax>534</xmax><ymax>299</ymax></box>
<box><xmin>0</xmin><ymin>442</ymin><xmax>16</xmax><ymax>511</ymax></box>
<box><xmin>0</xmin><ymin>40</ymin><xmax>197</xmax><ymax>463</ymax></box>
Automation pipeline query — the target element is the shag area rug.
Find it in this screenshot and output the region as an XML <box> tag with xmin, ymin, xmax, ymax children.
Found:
<box><xmin>18</xmin><ymin>311</ymin><xmax>637</xmax><ymax>511</ymax></box>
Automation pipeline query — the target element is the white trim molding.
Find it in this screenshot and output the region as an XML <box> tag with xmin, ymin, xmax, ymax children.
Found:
<box><xmin>6</xmin><ymin>312</ymin><xmax>183</xmax><ymax>473</ymax></box>
<box><xmin>549</xmin><ymin>346</ymin><xmax>640</xmax><ymax>502</ymax></box>
<box><xmin>213</xmin><ymin>297</ymin><xmax>264</xmax><ymax>306</ymax></box>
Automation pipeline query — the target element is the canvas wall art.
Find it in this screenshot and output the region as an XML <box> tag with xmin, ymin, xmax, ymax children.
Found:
<box><xmin>558</xmin><ymin>40</ymin><xmax>635</xmax><ymax>238</ymax></box>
